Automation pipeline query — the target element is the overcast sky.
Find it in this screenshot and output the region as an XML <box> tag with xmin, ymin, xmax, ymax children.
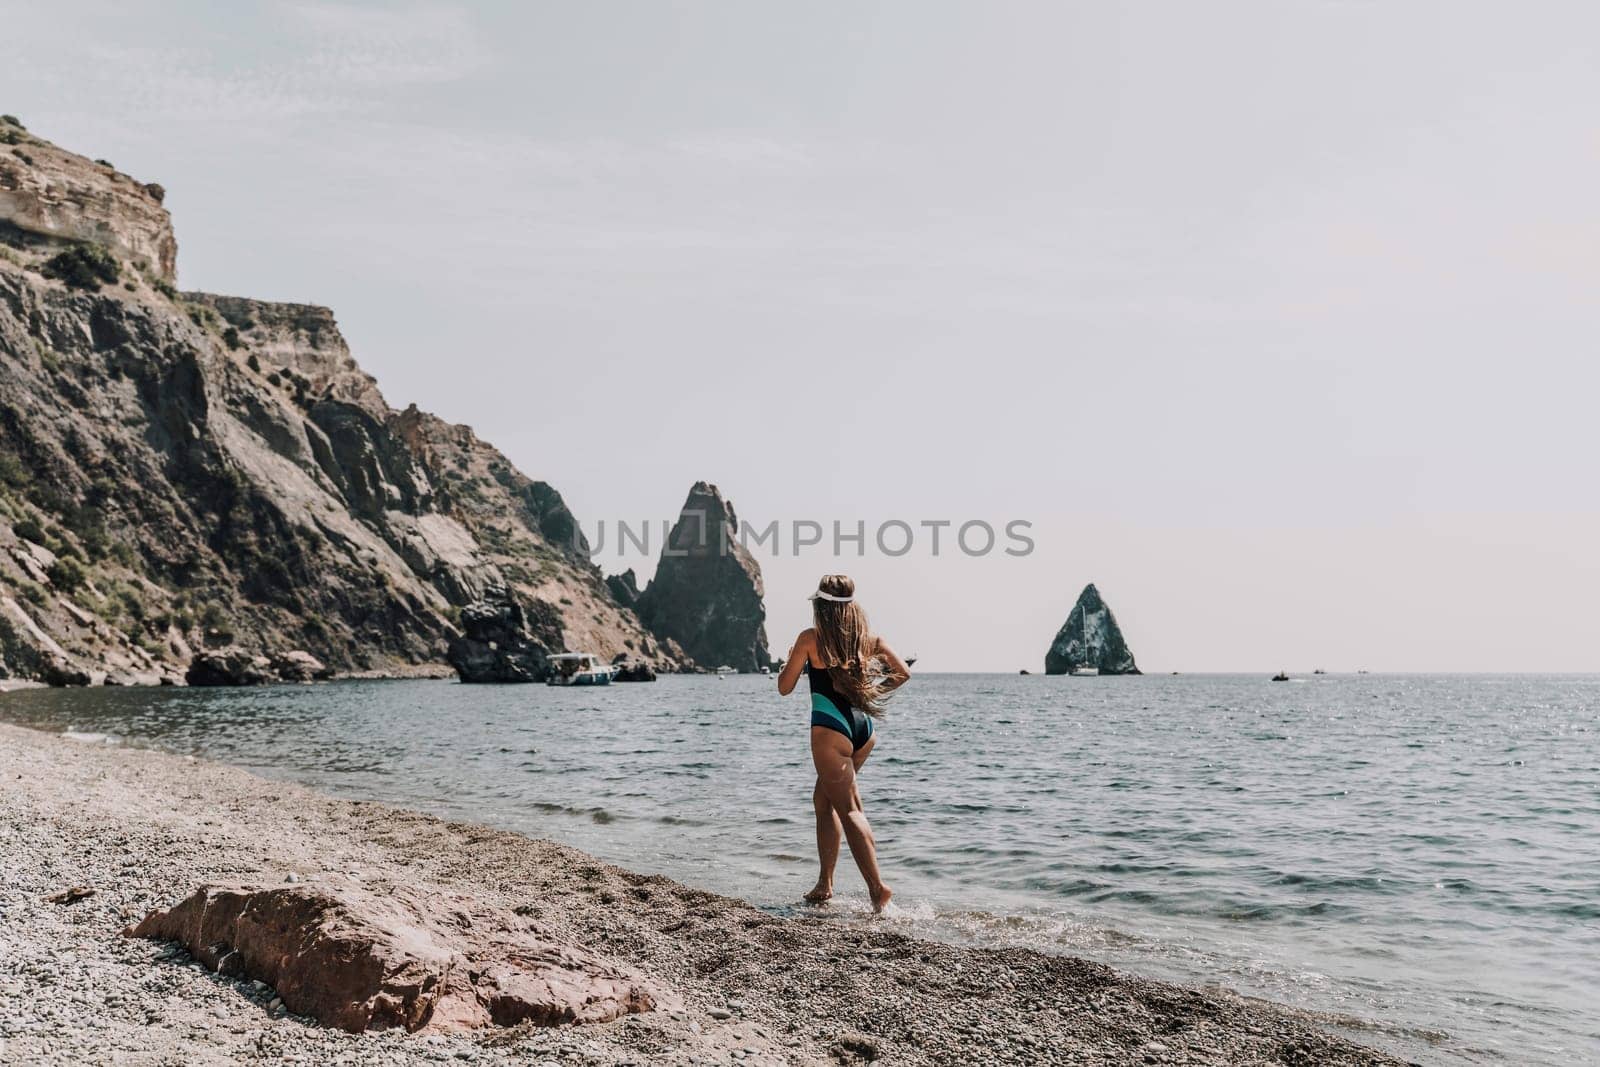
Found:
<box><xmin>6</xmin><ymin>2</ymin><xmax>1597</xmax><ymax>671</ymax></box>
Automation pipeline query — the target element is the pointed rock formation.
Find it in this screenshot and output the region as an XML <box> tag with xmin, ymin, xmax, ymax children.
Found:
<box><xmin>1045</xmin><ymin>583</ymin><xmax>1140</xmax><ymax>675</ymax></box>
<box><xmin>605</xmin><ymin>569</ymin><xmax>641</xmax><ymax>610</ymax></box>
<box><xmin>634</xmin><ymin>483</ymin><xmax>769</xmax><ymax>672</ymax></box>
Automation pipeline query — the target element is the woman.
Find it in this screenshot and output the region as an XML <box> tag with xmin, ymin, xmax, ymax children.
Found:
<box><xmin>777</xmin><ymin>574</ymin><xmax>912</xmax><ymax>912</ymax></box>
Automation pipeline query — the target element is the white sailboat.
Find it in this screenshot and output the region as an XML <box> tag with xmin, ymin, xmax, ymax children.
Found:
<box><xmin>1070</xmin><ymin>609</ymin><xmax>1098</xmax><ymax>675</ymax></box>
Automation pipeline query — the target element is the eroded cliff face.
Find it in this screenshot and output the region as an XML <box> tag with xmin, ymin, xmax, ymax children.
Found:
<box><xmin>0</xmin><ymin>121</ymin><xmax>675</xmax><ymax>684</ymax></box>
<box><xmin>1044</xmin><ymin>583</ymin><xmax>1140</xmax><ymax>675</ymax></box>
<box><xmin>0</xmin><ymin>121</ymin><xmax>176</xmax><ymax>282</ymax></box>
<box><xmin>634</xmin><ymin>482</ymin><xmax>769</xmax><ymax>672</ymax></box>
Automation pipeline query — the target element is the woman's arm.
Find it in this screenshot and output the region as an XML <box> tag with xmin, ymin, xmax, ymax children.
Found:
<box><xmin>776</xmin><ymin>629</ymin><xmax>815</xmax><ymax>696</ymax></box>
<box><xmin>875</xmin><ymin>636</ymin><xmax>912</xmax><ymax>692</ymax></box>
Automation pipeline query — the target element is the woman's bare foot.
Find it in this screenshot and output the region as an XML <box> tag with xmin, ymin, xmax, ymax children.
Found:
<box><xmin>804</xmin><ymin>880</ymin><xmax>833</xmax><ymax>903</ymax></box>
<box><xmin>870</xmin><ymin>883</ymin><xmax>893</xmax><ymax>913</ymax></box>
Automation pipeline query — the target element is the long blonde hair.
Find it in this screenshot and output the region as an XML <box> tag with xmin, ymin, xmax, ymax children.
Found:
<box><xmin>812</xmin><ymin>574</ymin><xmax>891</xmax><ymax>717</ymax></box>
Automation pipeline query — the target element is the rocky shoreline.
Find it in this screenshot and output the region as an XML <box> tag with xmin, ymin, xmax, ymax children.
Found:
<box><xmin>0</xmin><ymin>720</ymin><xmax>1409</xmax><ymax>1066</ymax></box>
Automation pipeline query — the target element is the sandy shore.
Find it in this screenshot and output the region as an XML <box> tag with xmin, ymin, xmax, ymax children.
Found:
<box><xmin>0</xmin><ymin>721</ymin><xmax>1407</xmax><ymax>1066</ymax></box>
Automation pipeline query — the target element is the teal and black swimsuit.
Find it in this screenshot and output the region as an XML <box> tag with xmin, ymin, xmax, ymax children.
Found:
<box><xmin>808</xmin><ymin>662</ymin><xmax>874</xmax><ymax>750</ymax></box>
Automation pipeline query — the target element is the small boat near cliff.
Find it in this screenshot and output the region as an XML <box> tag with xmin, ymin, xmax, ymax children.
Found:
<box><xmin>547</xmin><ymin>653</ymin><xmax>616</xmax><ymax>686</ymax></box>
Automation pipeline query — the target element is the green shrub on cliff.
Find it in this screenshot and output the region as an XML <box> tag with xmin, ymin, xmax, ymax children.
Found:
<box><xmin>0</xmin><ymin>451</ymin><xmax>28</xmax><ymax>488</ymax></box>
<box><xmin>0</xmin><ymin>115</ymin><xmax>22</xmax><ymax>129</ymax></box>
<box><xmin>17</xmin><ymin>580</ymin><xmax>48</xmax><ymax>606</ymax></box>
<box><xmin>223</xmin><ymin>327</ymin><xmax>242</xmax><ymax>350</ymax></box>
<box><xmin>47</xmin><ymin>556</ymin><xmax>87</xmax><ymax>592</ymax></box>
<box><xmin>87</xmin><ymin>477</ymin><xmax>118</xmax><ymax>504</ymax></box>
<box><xmin>115</xmin><ymin>587</ymin><xmax>146</xmax><ymax>621</ymax></box>
<box><xmin>13</xmin><ymin>516</ymin><xmax>44</xmax><ymax>543</ymax></box>
<box><xmin>185</xmin><ymin>303</ymin><xmax>221</xmax><ymax>330</ymax></box>
<box><xmin>41</xmin><ymin>243</ymin><xmax>120</xmax><ymax>290</ymax></box>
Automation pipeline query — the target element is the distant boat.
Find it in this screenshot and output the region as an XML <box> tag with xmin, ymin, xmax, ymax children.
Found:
<box><xmin>905</xmin><ymin>654</ymin><xmax>918</xmax><ymax>667</ymax></box>
<box><xmin>547</xmin><ymin>652</ymin><xmax>616</xmax><ymax>686</ymax></box>
<box><xmin>1271</xmin><ymin>671</ymin><xmax>1290</xmax><ymax>682</ymax></box>
<box><xmin>1313</xmin><ymin>668</ymin><xmax>1327</xmax><ymax>675</ymax></box>
<box><xmin>1071</xmin><ymin>666</ymin><xmax>1099</xmax><ymax>677</ymax></box>
<box><xmin>713</xmin><ymin>665</ymin><xmax>737</xmax><ymax>676</ymax></box>
<box><xmin>1018</xmin><ymin>668</ymin><xmax>1030</xmax><ymax>675</ymax></box>
<box><xmin>758</xmin><ymin>665</ymin><xmax>770</xmax><ymax>674</ymax></box>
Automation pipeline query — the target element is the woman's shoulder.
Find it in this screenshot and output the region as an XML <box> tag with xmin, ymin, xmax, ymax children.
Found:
<box><xmin>795</xmin><ymin>627</ymin><xmax>818</xmax><ymax>646</ymax></box>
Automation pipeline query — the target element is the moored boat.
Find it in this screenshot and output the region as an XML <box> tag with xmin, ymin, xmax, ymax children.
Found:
<box><xmin>547</xmin><ymin>653</ymin><xmax>617</xmax><ymax>686</ymax></box>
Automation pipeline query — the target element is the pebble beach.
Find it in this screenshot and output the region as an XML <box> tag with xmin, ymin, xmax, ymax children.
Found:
<box><xmin>0</xmin><ymin>721</ymin><xmax>1405</xmax><ymax>1066</ymax></box>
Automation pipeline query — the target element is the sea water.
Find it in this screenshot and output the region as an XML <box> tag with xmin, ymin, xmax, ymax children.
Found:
<box><xmin>3</xmin><ymin>673</ymin><xmax>1595</xmax><ymax>1064</ymax></box>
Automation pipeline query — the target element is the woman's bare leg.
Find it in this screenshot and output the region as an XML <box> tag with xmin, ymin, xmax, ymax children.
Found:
<box><xmin>805</xmin><ymin>734</ymin><xmax>875</xmax><ymax>903</ymax></box>
<box><xmin>806</xmin><ymin>780</ymin><xmax>841</xmax><ymax>902</ymax></box>
<box><xmin>810</xmin><ymin>728</ymin><xmax>891</xmax><ymax>911</ymax></box>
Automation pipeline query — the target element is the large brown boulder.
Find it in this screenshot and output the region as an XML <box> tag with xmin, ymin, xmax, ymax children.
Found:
<box><xmin>125</xmin><ymin>879</ymin><xmax>671</xmax><ymax>1032</ymax></box>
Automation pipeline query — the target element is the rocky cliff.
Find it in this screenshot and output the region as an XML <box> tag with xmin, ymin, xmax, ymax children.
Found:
<box><xmin>0</xmin><ymin>118</ymin><xmax>677</xmax><ymax>684</ymax></box>
<box><xmin>634</xmin><ymin>482</ymin><xmax>769</xmax><ymax>672</ymax></box>
<box><xmin>1044</xmin><ymin>583</ymin><xmax>1140</xmax><ymax>675</ymax></box>
<box><xmin>0</xmin><ymin>118</ymin><xmax>176</xmax><ymax>282</ymax></box>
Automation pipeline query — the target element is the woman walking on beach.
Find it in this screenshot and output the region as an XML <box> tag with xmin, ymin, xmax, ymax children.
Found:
<box><xmin>777</xmin><ymin>574</ymin><xmax>912</xmax><ymax>912</ymax></box>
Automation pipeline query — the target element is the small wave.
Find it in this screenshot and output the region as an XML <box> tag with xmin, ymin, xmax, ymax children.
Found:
<box><xmin>62</xmin><ymin>730</ymin><xmax>118</xmax><ymax>745</ymax></box>
<box><xmin>526</xmin><ymin>800</ymin><xmax>623</xmax><ymax>825</ymax></box>
<box><xmin>1250</xmin><ymin>994</ymin><xmax>1455</xmax><ymax>1046</ymax></box>
<box><xmin>653</xmin><ymin>814</ymin><xmax>706</xmax><ymax>826</ymax></box>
